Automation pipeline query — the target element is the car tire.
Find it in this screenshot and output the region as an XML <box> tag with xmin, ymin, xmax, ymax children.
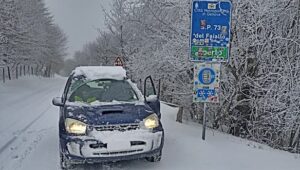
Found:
<box><xmin>146</xmin><ymin>150</ymin><xmax>162</xmax><ymax>162</ymax></box>
<box><xmin>60</xmin><ymin>153</ymin><xmax>75</xmax><ymax>170</ymax></box>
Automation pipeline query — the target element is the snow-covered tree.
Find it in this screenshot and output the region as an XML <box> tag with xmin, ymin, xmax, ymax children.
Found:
<box><xmin>63</xmin><ymin>0</ymin><xmax>300</xmax><ymax>152</ymax></box>
<box><xmin>0</xmin><ymin>0</ymin><xmax>67</xmax><ymax>79</ymax></box>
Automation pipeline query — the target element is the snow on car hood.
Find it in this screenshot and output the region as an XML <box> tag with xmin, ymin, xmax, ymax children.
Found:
<box><xmin>65</xmin><ymin>103</ymin><xmax>154</xmax><ymax>126</ymax></box>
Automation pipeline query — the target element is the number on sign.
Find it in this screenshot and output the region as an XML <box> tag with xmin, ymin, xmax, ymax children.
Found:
<box><xmin>214</xmin><ymin>25</ymin><xmax>221</xmax><ymax>30</ymax></box>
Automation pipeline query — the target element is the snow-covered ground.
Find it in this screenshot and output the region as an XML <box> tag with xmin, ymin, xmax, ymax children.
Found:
<box><xmin>0</xmin><ymin>77</ymin><xmax>300</xmax><ymax>170</ymax></box>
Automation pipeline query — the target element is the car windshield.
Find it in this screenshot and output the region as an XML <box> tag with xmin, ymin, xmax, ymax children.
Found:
<box><xmin>68</xmin><ymin>79</ymin><xmax>138</xmax><ymax>103</ymax></box>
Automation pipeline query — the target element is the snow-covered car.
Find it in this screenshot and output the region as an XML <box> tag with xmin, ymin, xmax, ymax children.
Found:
<box><xmin>52</xmin><ymin>66</ymin><xmax>164</xmax><ymax>169</ymax></box>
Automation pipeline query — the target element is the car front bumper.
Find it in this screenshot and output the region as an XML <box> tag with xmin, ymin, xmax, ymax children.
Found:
<box><xmin>60</xmin><ymin>128</ymin><xmax>163</xmax><ymax>164</ymax></box>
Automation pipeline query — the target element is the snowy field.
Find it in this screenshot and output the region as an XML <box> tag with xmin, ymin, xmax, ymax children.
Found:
<box><xmin>0</xmin><ymin>77</ymin><xmax>300</xmax><ymax>170</ymax></box>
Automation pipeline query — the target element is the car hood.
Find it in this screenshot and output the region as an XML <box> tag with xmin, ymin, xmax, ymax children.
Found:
<box><xmin>65</xmin><ymin>103</ymin><xmax>154</xmax><ymax>126</ymax></box>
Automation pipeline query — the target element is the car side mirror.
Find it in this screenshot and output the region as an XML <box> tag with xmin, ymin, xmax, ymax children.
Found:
<box><xmin>52</xmin><ymin>97</ymin><xmax>64</xmax><ymax>107</ymax></box>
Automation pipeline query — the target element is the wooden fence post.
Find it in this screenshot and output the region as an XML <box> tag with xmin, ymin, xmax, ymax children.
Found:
<box><xmin>16</xmin><ymin>65</ymin><xmax>18</xmax><ymax>79</ymax></box>
<box><xmin>7</xmin><ymin>66</ymin><xmax>11</xmax><ymax>80</ymax></box>
<box><xmin>19</xmin><ymin>65</ymin><xmax>22</xmax><ymax>76</ymax></box>
<box><xmin>176</xmin><ymin>106</ymin><xmax>184</xmax><ymax>123</ymax></box>
<box><xmin>2</xmin><ymin>68</ymin><xmax>5</xmax><ymax>83</ymax></box>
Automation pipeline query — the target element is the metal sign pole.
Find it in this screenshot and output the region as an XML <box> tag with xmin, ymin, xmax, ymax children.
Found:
<box><xmin>202</xmin><ymin>103</ymin><xmax>207</xmax><ymax>140</ymax></box>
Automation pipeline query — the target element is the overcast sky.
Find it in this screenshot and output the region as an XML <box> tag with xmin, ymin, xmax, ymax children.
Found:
<box><xmin>44</xmin><ymin>0</ymin><xmax>112</xmax><ymax>58</ymax></box>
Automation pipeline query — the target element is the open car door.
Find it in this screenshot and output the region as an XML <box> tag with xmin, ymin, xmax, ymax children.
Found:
<box><xmin>144</xmin><ymin>76</ymin><xmax>161</xmax><ymax>118</ymax></box>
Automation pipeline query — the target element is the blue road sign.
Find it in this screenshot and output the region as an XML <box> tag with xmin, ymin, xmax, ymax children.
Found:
<box><xmin>193</xmin><ymin>63</ymin><xmax>220</xmax><ymax>103</ymax></box>
<box><xmin>198</xmin><ymin>68</ymin><xmax>216</xmax><ymax>85</ymax></box>
<box><xmin>197</xmin><ymin>89</ymin><xmax>215</xmax><ymax>100</ymax></box>
<box><xmin>190</xmin><ymin>0</ymin><xmax>232</xmax><ymax>62</ymax></box>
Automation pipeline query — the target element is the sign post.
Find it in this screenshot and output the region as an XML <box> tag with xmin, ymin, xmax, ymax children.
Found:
<box><xmin>202</xmin><ymin>103</ymin><xmax>207</xmax><ymax>140</ymax></box>
<box><xmin>193</xmin><ymin>63</ymin><xmax>221</xmax><ymax>140</ymax></box>
<box><xmin>190</xmin><ymin>0</ymin><xmax>232</xmax><ymax>140</ymax></box>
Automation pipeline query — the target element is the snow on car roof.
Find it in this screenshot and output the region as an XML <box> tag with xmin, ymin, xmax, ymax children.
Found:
<box><xmin>72</xmin><ymin>66</ymin><xmax>127</xmax><ymax>80</ymax></box>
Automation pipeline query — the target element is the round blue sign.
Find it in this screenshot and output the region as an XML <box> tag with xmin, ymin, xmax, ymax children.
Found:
<box><xmin>198</xmin><ymin>68</ymin><xmax>215</xmax><ymax>85</ymax></box>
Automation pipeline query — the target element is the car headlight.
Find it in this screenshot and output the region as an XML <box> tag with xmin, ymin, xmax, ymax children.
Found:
<box><xmin>143</xmin><ymin>114</ymin><xmax>159</xmax><ymax>129</ymax></box>
<box><xmin>65</xmin><ymin>118</ymin><xmax>87</xmax><ymax>135</ymax></box>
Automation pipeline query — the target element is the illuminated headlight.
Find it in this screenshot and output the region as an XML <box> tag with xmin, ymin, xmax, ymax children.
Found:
<box><xmin>65</xmin><ymin>118</ymin><xmax>87</xmax><ymax>135</ymax></box>
<box><xmin>143</xmin><ymin>114</ymin><xmax>159</xmax><ymax>129</ymax></box>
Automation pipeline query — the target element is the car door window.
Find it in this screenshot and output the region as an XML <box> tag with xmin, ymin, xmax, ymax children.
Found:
<box><xmin>144</xmin><ymin>76</ymin><xmax>156</xmax><ymax>97</ymax></box>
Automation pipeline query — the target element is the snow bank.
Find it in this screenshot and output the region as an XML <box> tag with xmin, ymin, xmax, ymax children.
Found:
<box><xmin>72</xmin><ymin>66</ymin><xmax>126</xmax><ymax>80</ymax></box>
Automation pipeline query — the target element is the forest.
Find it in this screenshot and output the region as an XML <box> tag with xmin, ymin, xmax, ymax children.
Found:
<box><xmin>0</xmin><ymin>0</ymin><xmax>67</xmax><ymax>80</ymax></box>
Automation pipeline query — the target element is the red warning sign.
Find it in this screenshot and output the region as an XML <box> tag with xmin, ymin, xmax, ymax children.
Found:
<box><xmin>114</xmin><ymin>57</ymin><xmax>124</xmax><ymax>67</ymax></box>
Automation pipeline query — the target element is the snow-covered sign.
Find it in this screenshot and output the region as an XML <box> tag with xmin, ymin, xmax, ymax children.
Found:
<box><xmin>193</xmin><ymin>63</ymin><xmax>220</xmax><ymax>103</ymax></box>
<box><xmin>114</xmin><ymin>57</ymin><xmax>124</xmax><ymax>67</ymax></box>
<box><xmin>190</xmin><ymin>0</ymin><xmax>232</xmax><ymax>62</ymax></box>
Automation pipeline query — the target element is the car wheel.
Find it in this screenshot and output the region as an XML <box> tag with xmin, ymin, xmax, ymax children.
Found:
<box><xmin>146</xmin><ymin>150</ymin><xmax>162</xmax><ymax>162</ymax></box>
<box><xmin>60</xmin><ymin>153</ymin><xmax>75</xmax><ymax>170</ymax></box>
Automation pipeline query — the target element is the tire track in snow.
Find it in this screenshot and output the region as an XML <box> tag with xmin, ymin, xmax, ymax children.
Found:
<box><xmin>0</xmin><ymin>87</ymin><xmax>48</xmax><ymax>108</ymax></box>
<box><xmin>11</xmin><ymin>128</ymin><xmax>50</xmax><ymax>170</ymax></box>
<box><xmin>0</xmin><ymin>77</ymin><xmax>66</xmax><ymax>170</ymax></box>
<box><xmin>0</xmin><ymin>84</ymin><xmax>59</xmax><ymax>146</ymax></box>
<box><xmin>0</xmin><ymin>105</ymin><xmax>51</xmax><ymax>154</ymax></box>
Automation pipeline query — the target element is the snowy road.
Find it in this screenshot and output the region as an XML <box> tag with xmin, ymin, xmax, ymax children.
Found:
<box><xmin>1</xmin><ymin>77</ymin><xmax>300</xmax><ymax>170</ymax></box>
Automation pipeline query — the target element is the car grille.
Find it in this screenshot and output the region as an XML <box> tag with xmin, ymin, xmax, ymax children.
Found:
<box><xmin>93</xmin><ymin>149</ymin><xmax>144</xmax><ymax>156</ymax></box>
<box><xmin>94</xmin><ymin>123</ymin><xmax>140</xmax><ymax>132</ymax></box>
